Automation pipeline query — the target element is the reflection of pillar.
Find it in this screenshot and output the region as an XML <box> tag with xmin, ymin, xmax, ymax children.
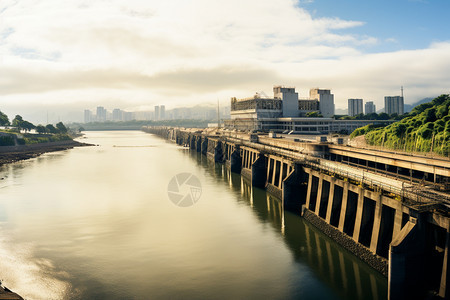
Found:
<box><xmin>353</xmin><ymin>261</ymin><xmax>363</xmax><ymax>299</ymax></box>
<box><xmin>338</xmin><ymin>251</ymin><xmax>348</xmax><ymax>290</ymax></box>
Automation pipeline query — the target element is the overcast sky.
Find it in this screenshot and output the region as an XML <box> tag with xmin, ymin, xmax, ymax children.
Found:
<box><xmin>1</xmin><ymin>0</ymin><xmax>449</xmax><ymax>123</ymax></box>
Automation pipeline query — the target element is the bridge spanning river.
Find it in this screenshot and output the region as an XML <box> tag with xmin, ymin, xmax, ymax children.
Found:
<box><xmin>143</xmin><ymin>126</ymin><xmax>450</xmax><ymax>300</ymax></box>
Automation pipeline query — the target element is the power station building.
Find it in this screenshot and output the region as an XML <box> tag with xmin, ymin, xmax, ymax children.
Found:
<box><xmin>225</xmin><ymin>85</ymin><xmax>392</xmax><ymax>134</ymax></box>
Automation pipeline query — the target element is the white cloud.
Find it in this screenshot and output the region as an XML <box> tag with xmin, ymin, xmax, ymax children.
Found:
<box><xmin>0</xmin><ymin>0</ymin><xmax>449</xmax><ymax>122</ymax></box>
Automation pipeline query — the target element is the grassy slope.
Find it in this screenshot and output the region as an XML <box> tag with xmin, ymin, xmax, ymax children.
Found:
<box><xmin>350</xmin><ymin>94</ymin><xmax>450</xmax><ymax>156</ymax></box>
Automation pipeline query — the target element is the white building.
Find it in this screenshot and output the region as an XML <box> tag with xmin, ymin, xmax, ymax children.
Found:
<box><xmin>112</xmin><ymin>109</ymin><xmax>123</xmax><ymax>121</ymax></box>
<box><xmin>154</xmin><ymin>106</ymin><xmax>160</xmax><ymax>120</ymax></box>
<box><xmin>348</xmin><ymin>99</ymin><xmax>363</xmax><ymax>116</ymax></box>
<box><xmin>274</xmin><ymin>86</ymin><xmax>299</xmax><ymax>118</ymax></box>
<box><xmin>96</xmin><ymin>106</ymin><xmax>107</xmax><ymax>122</ymax></box>
<box><xmin>365</xmin><ymin>101</ymin><xmax>376</xmax><ymax>114</ymax></box>
<box><xmin>384</xmin><ymin>96</ymin><xmax>404</xmax><ymax>115</ymax></box>
<box><xmin>310</xmin><ymin>88</ymin><xmax>335</xmax><ymax>118</ymax></box>
<box><xmin>160</xmin><ymin>105</ymin><xmax>166</xmax><ymax>120</ymax></box>
<box><xmin>84</xmin><ymin>110</ymin><xmax>92</xmax><ymax>123</ymax></box>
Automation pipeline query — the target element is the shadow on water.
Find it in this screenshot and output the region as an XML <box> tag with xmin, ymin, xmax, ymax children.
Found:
<box><xmin>190</xmin><ymin>151</ymin><xmax>387</xmax><ymax>300</ymax></box>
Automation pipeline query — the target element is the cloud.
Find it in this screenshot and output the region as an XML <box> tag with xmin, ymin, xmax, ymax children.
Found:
<box><xmin>0</xmin><ymin>0</ymin><xmax>449</xmax><ymax>122</ymax></box>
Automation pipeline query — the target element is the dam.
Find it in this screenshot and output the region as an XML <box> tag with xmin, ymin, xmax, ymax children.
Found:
<box><xmin>143</xmin><ymin>126</ymin><xmax>450</xmax><ymax>300</ymax></box>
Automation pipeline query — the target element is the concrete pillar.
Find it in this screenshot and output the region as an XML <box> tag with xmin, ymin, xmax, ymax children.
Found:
<box><xmin>325</xmin><ymin>178</ymin><xmax>336</xmax><ymax>223</ymax></box>
<box><xmin>352</xmin><ymin>188</ymin><xmax>365</xmax><ymax>242</ymax></box>
<box><xmin>370</xmin><ymin>194</ymin><xmax>383</xmax><ymax>253</ymax></box>
<box><xmin>251</xmin><ymin>154</ymin><xmax>266</xmax><ymax>189</ymax></box>
<box><xmin>271</xmin><ymin>159</ymin><xmax>277</xmax><ymax>185</ymax></box>
<box><xmin>314</xmin><ymin>175</ymin><xmax>324</xmax><ymax>214</ymax></box>
<box><xmin>338</xmin><ymin>182</ymin><xmax>349</xmax><ymax>232</ymax></box>
<box><xmin>230</xmin><ymin>149</ymin><xmax>242</xmax><ymax>174</ymax></box>
<box><xmin>305</xmin><ymin>173</ymin><xmax>313</xmax><ymax>210</ymax></box>
<box><xmin>439</xmin><ymin>223</ymin><xmax>450</xmax><ymax>299</ymax></box>
<box><xmin>266</xmin><ymin>157</ymin><xmax>273</xmax><ymax>185</ymax></box>
<box><xmin>278</xmin><ymin>162</ymin><xmax>285</xmax><ymax>189</ymax></box>
<box><xmin>393</xmin><ymin>207</ymin><xmax>403</xmax><ymax>239</ymax></box>
<box><xmin>389</xmin><ymin>215</ymin><xmax>427</xmax><ymax>300</ymax></box>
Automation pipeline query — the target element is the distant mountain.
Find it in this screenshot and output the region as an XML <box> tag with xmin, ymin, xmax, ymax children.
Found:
<box><xmin>404</xmin><ymin>97</ymin><xmax>434</xmax><ymax>113</ymax></box>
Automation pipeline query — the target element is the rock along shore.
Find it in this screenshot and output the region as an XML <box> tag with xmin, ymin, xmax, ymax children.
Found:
<box><xmin>0</xmin><ymin>140</ymin><xmax>95</xmax><ymax>167</ymax></box>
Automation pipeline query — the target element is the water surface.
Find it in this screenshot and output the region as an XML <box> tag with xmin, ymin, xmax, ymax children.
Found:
<box><xmin>0</xmin><ymin>131</ymin><xmax>387</xmax><ymax>299</ymax></box>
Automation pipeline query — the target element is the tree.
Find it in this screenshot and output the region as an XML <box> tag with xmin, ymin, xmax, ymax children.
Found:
<box><xmin>56</xmin><ymin>122</ymin><xmax>68</xmax><ymax>134</ymax></box>
<box><xmin>21</xmin><ymin>121</ymin><xmax>35</xmax><ymax>132</ymax></box>
<box><xmin>306</xmin><ymin>111</ymin><xmax>323</xmax><ymax>118</ymax></box>
<box><xmin>12</xmin><ymin>115</ymin><xmax>24</xmax><ymax>130</ymax></box>
<box><xmin>45</xmin><ymin>124</ymin><xmax>59</xmax><ymax>134</ymax></box>
<box><xmin>36</xmin><ymin>125</ymin><xmax>47</xmax><ymax>134</ymax></box>
<box><xmin>0</xmin><ymin>111</ymin><xmax>9</xmax><ymax>126</ymax></box>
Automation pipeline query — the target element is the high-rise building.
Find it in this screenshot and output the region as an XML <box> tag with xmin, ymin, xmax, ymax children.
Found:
<box><xmin>154</xmin><ymin>106</ymin><xmax>160</xmax><ymax>120</ymax></box>
<box><xmin>310</xmin><ymin>88</ymin><xmax>334</xmax><ymax>118</ymax></box>
<box><xmin>384</xmin><ymin>96</ymin><xmax>404</xmax><ymax>115</ymax></box>
<box><xmin>348</xmin><ymin>99</ymin><xmax>363</xmax><ymax>117</ymax></box>
<box><xmin>84</xmin><ymin>110</ymin><xmax>92</xmax><ymax>123</ymax></box>
<box><xmin>112</xmin><ymin>109</ymin><xmax>123</xmax><ymax>121</ymax></box>
<box><xmin>365</xmin><ymin>101</ymin><xmax>376</xmax><ymax>114</ymax></box>
<box><xmin>160</xmin><ymin>105</ymin><xmax>166</xmax><ymax>120</ymax></box>
<box><xmin>96</xmin><ymin>106</ymin><xmax>107</xmax><ymax>122</ymax></box>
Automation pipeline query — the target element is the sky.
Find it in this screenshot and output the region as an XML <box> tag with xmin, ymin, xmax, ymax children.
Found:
<box><xmin>1</xmin><ymin>0</ymin><xmax>450</xmax><ymax>123</ymax></box>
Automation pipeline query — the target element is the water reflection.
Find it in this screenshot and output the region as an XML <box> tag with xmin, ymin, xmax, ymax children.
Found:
<box><xmin>190</xmin><ymin>151</ymin><xmax>387</xmax><ymax>300</ymax></box>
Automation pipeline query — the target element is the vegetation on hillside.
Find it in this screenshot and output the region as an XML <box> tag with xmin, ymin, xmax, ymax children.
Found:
<box><xmin>350</xmin><ymin>95</ymin><xmax>450</xmax><ymax>156</ymax></box>
<box><xmin>0</xmin><ymin>111</ymin><xmax>72</xmax><ymax>146</ymax></box>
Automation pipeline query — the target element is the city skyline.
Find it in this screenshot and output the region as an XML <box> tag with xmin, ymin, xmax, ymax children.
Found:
<box><xmin>1</xmin><ymin>0</ymin><xmax>449</xmax><ymax>123</ymax></box>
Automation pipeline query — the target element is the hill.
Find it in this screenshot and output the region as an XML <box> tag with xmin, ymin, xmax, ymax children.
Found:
<box><xmin>350</xmin><ymin>94</ymin><xmax>450</xmax><ymax>156</ymax></box>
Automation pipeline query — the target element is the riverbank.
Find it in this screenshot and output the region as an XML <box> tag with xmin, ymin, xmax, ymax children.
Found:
<box><xmin>0</xmin><ymin>140</ymin><xmax>94</xmax><ymax>167</ymax></box>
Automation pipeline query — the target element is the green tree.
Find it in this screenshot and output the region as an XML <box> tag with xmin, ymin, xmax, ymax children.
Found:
<box><xmin>36</xmin><ymin>125</ymin><xmax>47</xmax><ymax>134</ymax></box>
<box><xmin>0</xmin><ymin>111</ymin><xmax>9</xmax><ymax>126</ymax></box>
<box><xmin>45</xmin><ymin>124</ymin><xmax>59</xmax><ymax>134</ymax></box>
<box><xmin>306</xmin><ymin>111</ymin><xmax>323</xmax><ymax>118</ymax></box>
<box><xmin>56</xmin><ymin>122</ymin><xmax>68</xmax><ymax>133</ymax></box>
<box><xmin>21</xmin><ymin>121</ymin><xmax>35</xmax><ymax>132</ymax></box>
<box><xmin>12</xmin><ymin>115</ymin><xmax>24</xmax><ymax>130</ymax></box>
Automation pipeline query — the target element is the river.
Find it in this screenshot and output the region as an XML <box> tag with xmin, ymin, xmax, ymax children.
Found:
<box><xmin>0</xmin><ymin>131</ymin><xmax>387</xmax><ymax>299</ymax></box>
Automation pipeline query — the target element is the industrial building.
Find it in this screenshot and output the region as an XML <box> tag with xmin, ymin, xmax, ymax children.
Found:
<box><xmin>225</xmin><ymin>85</ymin><xmax>392</xmax><ymax>134</ymax></box>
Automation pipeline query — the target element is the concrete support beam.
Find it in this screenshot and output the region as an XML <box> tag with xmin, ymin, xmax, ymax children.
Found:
<box><xmin>352</xmin><ymin>188</ymin><xmax>365</xmax><ymax>242</ymax></box>
<box><xmin>370</xmin><ymin>195</ymin><xmax>383</xmax><ymax>253</ymax></box>
<box><xmin>305</xmin><ymin>173</ymin><xmax>313</xmax><ymax>209</ymax></box>
<box><xmin>389</xmin><ymin>215</ymin><xmax>427</xmax><ymax>300</ymax></box>
<box><xmin>439</xmin><ymin>223</ymin><xmax>450</xmax><ymax>299</ymax></box>
<box><xmin>325</xmin><ymin>178</ymin><xmax>336</xmax><ymax>223</ymax></box>
<box><xmin>314</xmin><ymin>175</ymin><xmax>324</xmax><ymax>215</ymax></box>
<box><xmin>338</xmin><ymin>182</ymin><xmax>349</xmax><ymax>232</ymax></box>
